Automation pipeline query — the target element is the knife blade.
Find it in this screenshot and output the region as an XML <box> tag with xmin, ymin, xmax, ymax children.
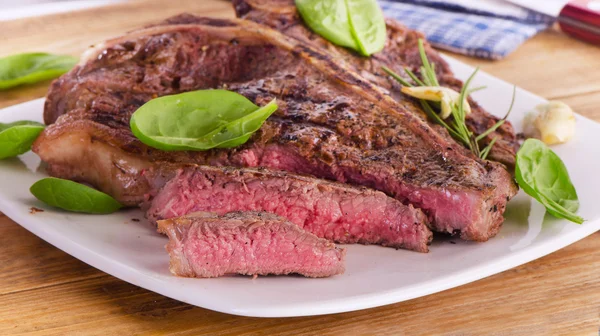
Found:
<box><xmin>503</xmin><ymin>0</ymin><xmax>569</xmax><ymax>17</ymax></box>
<box><xmin>503</xmin><ymin>0</ymin><xmax>600</xmax><ymax>43</ymax></box>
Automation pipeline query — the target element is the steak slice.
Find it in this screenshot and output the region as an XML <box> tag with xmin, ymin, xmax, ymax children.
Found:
<box><xmin>34</xmin><ymin>17</ymin><xmax>518</xmax><ymax>241</ymax></box>
<box><xmin>157</xmin><ymin>211</ymin><xmax>346</xmax><ymax>278</ymax></box>
<box><xmin>231</xmin><ymin>0</ymin><xmax>518</xmax><ymax>168</ymax></box>
<box><xmin>146</xmin><ymin>166</ymin><xmax>432</xmax><ymax>252</ymax></box>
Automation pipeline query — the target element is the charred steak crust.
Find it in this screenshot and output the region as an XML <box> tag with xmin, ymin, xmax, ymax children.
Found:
<box><xmin>231</xmin><ymin>0</ymin><xmax>518</xmax><ymax>168</ymax></box>
<box><xmin>36</xmin><ymin>17</ymin><xmax>517</xmax><ymax>241</ymax></box>
<box><xmin>146</xmin><ymin>165</ymin><xmax>433</xmax><ymax>252</ymax></box>
<box><xmin>158</xmin><ymin>211</ymin><xmax>346</xmax><ymax>278</ymax></box>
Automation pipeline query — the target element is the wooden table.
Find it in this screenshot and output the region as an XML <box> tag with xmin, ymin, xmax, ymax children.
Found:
<box><xmin>1</xmin><ymin>1</ymin><xmax>599</xmax><ymax>334</ymax></box>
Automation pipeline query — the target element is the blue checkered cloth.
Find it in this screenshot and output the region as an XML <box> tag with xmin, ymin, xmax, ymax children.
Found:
<box><xmin>379</xmin><ymin>0</ymin><xmax>555</xmax><ymax>59</ymax></box>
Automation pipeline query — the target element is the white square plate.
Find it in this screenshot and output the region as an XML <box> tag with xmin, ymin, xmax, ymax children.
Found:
<box><xmin>1</xmin><ymin>56</ymin><xmax>599</xmax><ymax>318</ymax></box>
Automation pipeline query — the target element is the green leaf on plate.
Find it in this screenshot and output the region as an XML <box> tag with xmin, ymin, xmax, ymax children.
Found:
<box><xmin>515</xmin><ymin>138</ymin><xmax>583</xmax><ymax>224</ymax></box>
<box><xmin>0</xmin><ymin>53</ymin><xmax>78</xmax><ymax>90</ymax></box>
<box><xmin>0</xmin><ymin>121</ymin><xmax>45</xmax><ymax>159</ymax></box>
<box><xmin>30</xmin><ymin>178</ymin><xmax>123</xmax><ymax>214</ymax></box>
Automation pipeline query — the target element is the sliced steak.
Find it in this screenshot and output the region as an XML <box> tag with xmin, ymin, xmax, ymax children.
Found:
<box><xmin>157</xmin><ymin>211</ymin><xmax>346</xmax><ymax>278</ymax></box>
<box><xmin>34</xmin><ymin>17</ymin><xmax>518</xmax><ymax>241</ymax></box>
<box><xmin>146</xmin><ymin>165</ymin><xmax>432</xmax><ymax>252</ymax></box>
<box><xmin>231</xmin><ymin>0</ymin><xmax>519</xmax><ymax>168</ymax></box>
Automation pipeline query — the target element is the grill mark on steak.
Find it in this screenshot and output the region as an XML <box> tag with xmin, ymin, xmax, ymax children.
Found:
<box><xmin>35</xmin><ymin>18</ymin><xmax>518</xmax><ymax>241</ymax></box>
<box><xmin>230</xmin><ymin>0</ymin><xmax>518</xmax><ymax>168</ymax></box>
<box><xmin>146</xmin><ymin>165</ymin><xmax>432</xmax><ymax>252</ymax></box>
<box><xmin>158</xmin><ymin>211</ymin><xmax>346</xmax><ymax>278</ymax></box>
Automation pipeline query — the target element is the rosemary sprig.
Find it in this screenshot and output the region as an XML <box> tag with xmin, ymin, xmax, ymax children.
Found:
<box><xmin>382</xmin><ymin>39</ymin><xmax>515</xmax><ymax>159</ymax></box>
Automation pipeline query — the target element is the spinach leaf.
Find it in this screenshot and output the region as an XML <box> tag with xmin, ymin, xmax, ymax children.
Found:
<box><xmin>0</xmin><ymin>121</ymin><xmax>45</xmax><ymax>159</ymax></box>
<box><xmin>0</xmin><ymin>53</ymin><xmax>78</xmax><ymax>90</ymax></box>
<box><xmin>345</xmin><ymin>0</ymin><xmax>387</xmax><ymax>56</ymax></box>
<box><xmin>30</xmin><ymin>178</ymin><xmax>122</xmax><ymax>214</ymax></box>
<box><xmin>295</xmin><ymin>0</ymin><xmax>386</xmax><ymax>56</ymax></box>
<box><xmin>130</xmin><ymin>90</ymin><xmax>278</xmax><ymax>151</ymax></box>
<box><xmin>515</xmin><ymin>139</ymin><xmax>583</xmax><ymax>224</ymax></box>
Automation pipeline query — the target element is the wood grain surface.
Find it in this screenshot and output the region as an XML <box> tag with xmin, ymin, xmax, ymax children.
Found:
<box><xmin>1</xmin><ymin>0</ymin><xmax>600</xmax><ymax>334</ymax></box>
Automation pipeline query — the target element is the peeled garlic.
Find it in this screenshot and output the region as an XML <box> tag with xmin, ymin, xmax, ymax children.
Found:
<box><xmin>401</xmin><ymin>86</ymin><xmax>471</xmax><ymax>119</ymax></box>
<box><xmin>522</xmin><ymin>101</ymin><xmax>576</xmax><ymax>145</ymax></box>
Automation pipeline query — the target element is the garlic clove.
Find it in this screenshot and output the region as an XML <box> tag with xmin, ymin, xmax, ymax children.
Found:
<box><xmin>523</xmin><ymin>101</ymin><xmax>576</xmax><ymax>145</ymax></box>
<box><xmin>401</xmin><ymin>86</ymin><xmax>471</xmax><ymax>119</ymax></box>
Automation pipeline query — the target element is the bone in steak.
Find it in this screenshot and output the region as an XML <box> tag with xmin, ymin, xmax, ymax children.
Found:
<box><xmin>232</xmin><ymin>0</ymin><xmax>519</xmax><ymax>168</ymax></box>
<box><xmin>157</xmin><ymin>211</ymin><xmax>346</xmax><ymax>278</ymax></box>
<box><xmin>146</xmin><ymin>165</ymin><xmax>432</xmax><ymax>252</ymax></box>
<box><xmin>34</xmin><ymin>15</ymin><xmax>518</xmax><ymax>241</ymax></box>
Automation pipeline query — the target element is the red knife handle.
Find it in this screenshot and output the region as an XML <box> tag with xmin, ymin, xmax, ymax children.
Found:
<box><xmin>559</xmin><ymin>0</ymin><xmax>600</xmax><ymax>44</ymax></box>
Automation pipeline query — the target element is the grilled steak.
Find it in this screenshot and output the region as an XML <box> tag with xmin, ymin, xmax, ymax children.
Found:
<box><xmin>157</xmin><ymin>211</ymin><xmax>346</xmax><ymax>278</ymax></box>
<box><xmin>146</xmin><ymin>165</ymin><xmax>432</xmax><ymax>252</ymax></box>
<box><xmin>34</xmin><ymin>16</ymin><xmax>518</xmax><ymax>241</ymax></box>
<box><xmin>232</xmin><ymin>0</ymin><xmax>519</xmax><ymax>168</ymax></box>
